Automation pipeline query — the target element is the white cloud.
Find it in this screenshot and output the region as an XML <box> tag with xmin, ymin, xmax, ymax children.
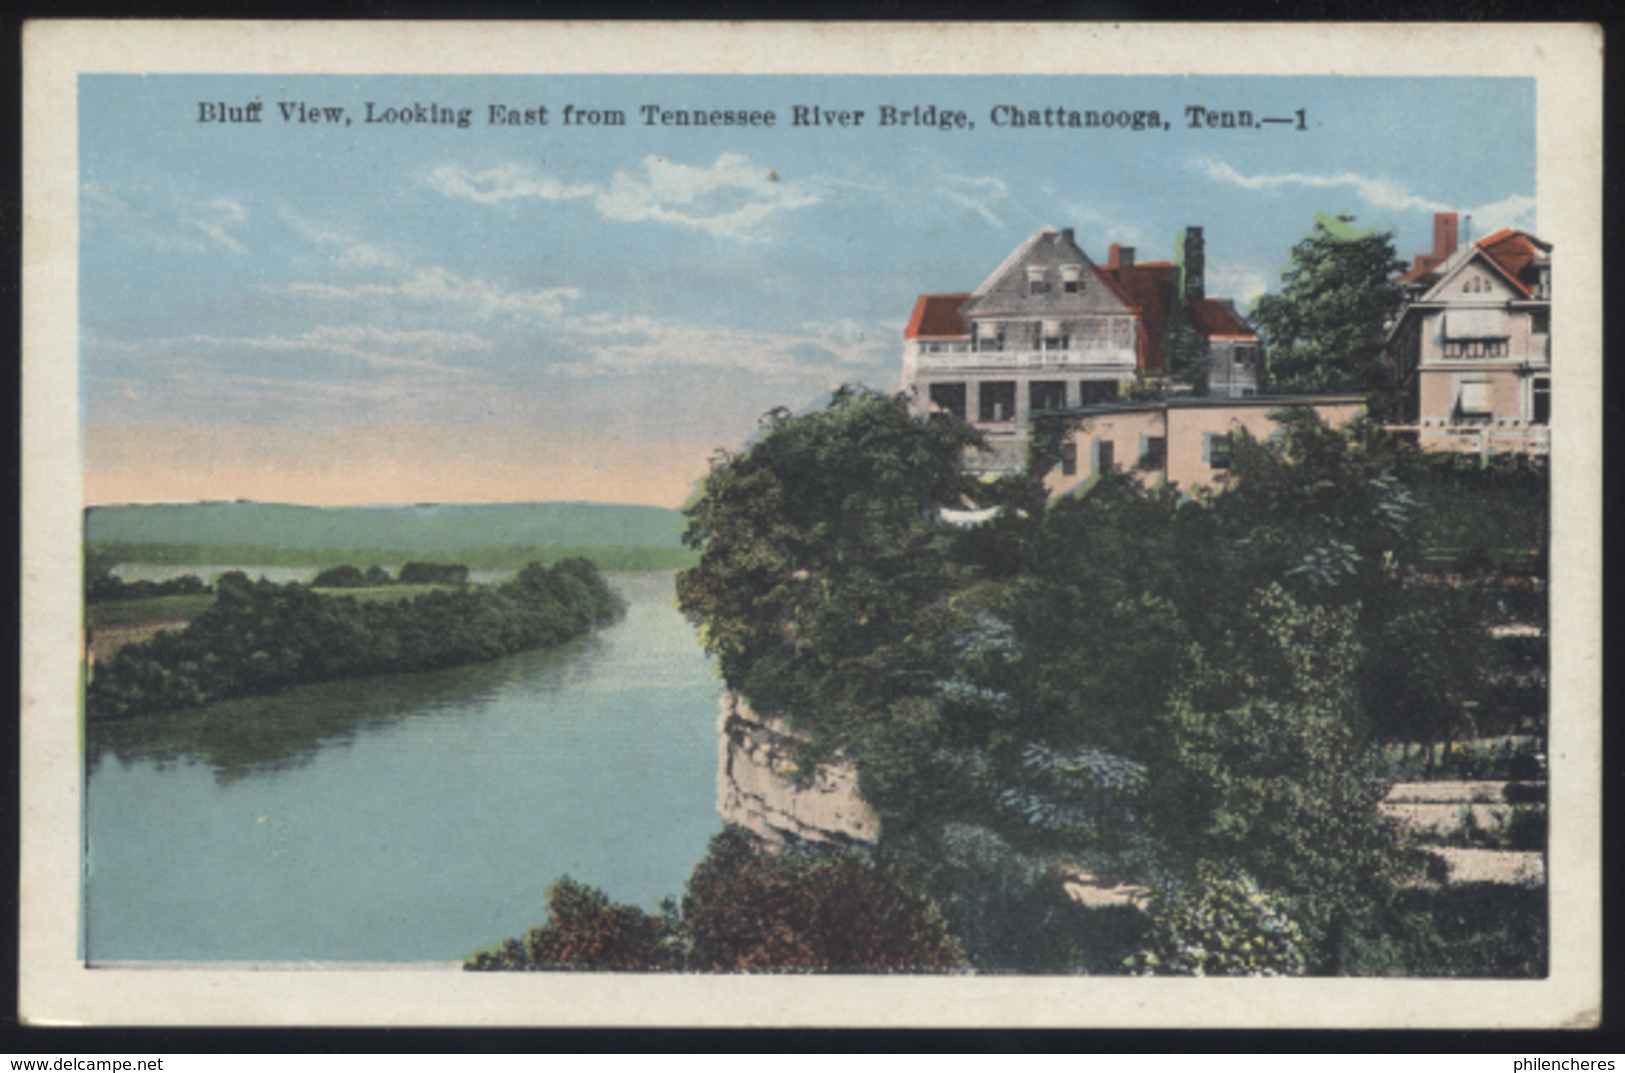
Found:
<box><xmin>282</xmin><ymin>210</ymin><xmax>402</xmax><ymax>270</ymax></box>
<box><xmin>284</xmin><ymin>267</ymin><xmax>580</xmax><ymax>322</ymax></box>
<box><xmin>188</xmin><ymin>197</ymin><xmax>249</xmax><ymax>253</ymax></box>
<box><xmin>936</xmin><ymin>175</ymin><xmax>1012</xmax><ymax>227</ymax></box>
<box><xmin>427</xmin><ymin>153</ymin><xmax>820</xmax><ymax>243</ymax></box>
<box><xmin>1056</xmin><ymin>200</ymin><xmax>1153</xmax><ymax>255</ymax></box>
<box><xmin>424</xmin><ymin>163</ymin><xmax>598</xmax><ymax>205</ymax></box>
<box><xmin>1205</xmin><ymin>261</ymin><xmax>1273</xmax><ymax>306</ymax></box>
<box><xmin>1189</xmin><ymin>158</ymin><xmax>1536</xmax><ymax>232</ymax></box>
<box><xmin>550</xmin><ymin>313</ymin><xmax>891</xmax><ymax>381</ymax></box>
<box><xmin>179</xmin><ymin>324</ymin><xmax>489</xmax><ymax>375</ymax></box>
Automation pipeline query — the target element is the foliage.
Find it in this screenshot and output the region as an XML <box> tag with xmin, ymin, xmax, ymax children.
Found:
<box><xmin>1249</xmin><ymin>214</ymin><xmax>1407</xmax><ymax>390</ymax></box>
<box><xmin>926</xmin><ymin>823</ymin><xmax>1144</xmax><ymax>972</ymax></box>
<box><xmin>1125</xmin><ymin>864</ymin><xmax>1307</xmax><ymax>976</ymax></box>
<box><xmin>682</xmin><ymin>828</ymin><xmax>965</xmax><ymax>970</ymax></box>
<box><xmin>677</xmin><ymin>386</ymin><xmax>988</xmax><ymax>753</ymax></box>
<box><xmin>1336</xmin><ymin>882</ymin><xmax>1547</xmax><ymax>977</ymax></box>
<box><xmin>467</xmin><ymin>878</ymin><xmax>682</xmax><ymax>971</ymax></box>
<box><xmin>398</xmin><ymin>561</ymin><xmax>470</xmax><ymax>585</ymax></box>
<box><xmin>468</xmin><ymin>828</ymin><xmax>965</xmax><ymax>972</ymax></box>
<box><xmin>87</xmin><ymin>558</ymin><xmax>620</xmax><ymax>721</ymax></box>
<box><xmin>310</xmin><ymin>564</ymin><xmax>370</xmax><ymax>589</ymax></box>
<box><xmin>675</xmin><ymin>392</ymin><xmax>1546</xmax><ymax>976</ymax></box>
<box><xmin>85</xmin><ymin>566</ymin><xmax>208</xmax><ymax>604</ymax></box>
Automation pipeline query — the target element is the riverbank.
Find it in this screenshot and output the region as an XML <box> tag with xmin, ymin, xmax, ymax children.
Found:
<box><xmin>86</xmin><ymin>559</ymin><xmax>621</xmax><ymax>722</ymax></box>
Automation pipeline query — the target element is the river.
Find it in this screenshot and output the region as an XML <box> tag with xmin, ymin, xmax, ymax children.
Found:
<box><xmin>82</xmin><ymin>571</ymin><xmax>724</xmax><ymax>963</ymax></box>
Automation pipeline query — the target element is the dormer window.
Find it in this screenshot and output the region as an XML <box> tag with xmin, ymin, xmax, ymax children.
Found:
<box><xmin>1060</xmin><ymin>264</ymin><xmax>1082</xmax><ymax>294</ymax></box>
<box><xmin>1027</xmin><ymin>266</ymin><xmax>1049</xmax><ymax>295</ymax></box>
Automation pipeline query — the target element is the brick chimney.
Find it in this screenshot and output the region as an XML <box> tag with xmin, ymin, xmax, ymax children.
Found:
<box><xmin>1433</xmin><ymin>212</ymin><xmax>1459</xmax><ymax>260</ymax></box>
<box><xmin>1182</xmin><ymin>227</ymin><xmax>1205</xmax><ymax>301</ymax></box>
<box><xmin>1411</xmin><ymin>212</ymin><xmax>1460</xmax><ymax>276</ymax></box>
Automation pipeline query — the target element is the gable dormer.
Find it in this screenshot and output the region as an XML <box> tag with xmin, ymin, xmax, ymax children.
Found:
<box><xmin>959</xmin><ymin>226</ymin><xmax>1133</xmax><ymax>321</ymax></box>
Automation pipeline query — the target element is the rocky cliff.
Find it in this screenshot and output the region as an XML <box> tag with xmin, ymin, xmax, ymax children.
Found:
<box><xmin>716</xmin><ymin>692</ymin><xmax>880</xmax><ymax>851</ymax></box>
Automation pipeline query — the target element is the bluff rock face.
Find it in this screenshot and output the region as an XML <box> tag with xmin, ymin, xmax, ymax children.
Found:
<box><xmin>716</xmin><ymin>692</ymin><xmax>880</xmax><ymax>851</ymax></box>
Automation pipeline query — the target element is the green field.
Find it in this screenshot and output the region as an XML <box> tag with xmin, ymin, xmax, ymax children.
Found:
<box><xmin>87</xmin><ymin>541</ymin><xmax>697</xmax><ymax>573</ymax></box>
<box><xmin>86</xmin><ymin>501</ymin><xmax>691</xmax><ymax>552</ymax></box>
<box><xmin>85</xmin><ymin>501</ymin><xmax>699</xmax><ymax>573</ymax></box>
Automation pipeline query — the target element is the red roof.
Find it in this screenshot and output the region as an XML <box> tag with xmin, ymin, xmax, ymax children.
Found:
<box><xmin>1398</xmin><ymin>228</ymin><xmax>1547</xmax><ymax>296</ymax></box>
<box><xmin>1398</xmin><ymin>256</ymin><xmax>1446</xmax><ymax>284</ymax></box>
<box><xmin>1097</xmin><ymin>262</ymin><xmax>1175</xmax><ymax>373</ymax></box>
<box><xmin>1476</xmin><ymin>229</ymin><xmax>1542</xmax><ymax>297</ymax></box>
<box><xmin>1187</xmin><ymin>297</ymin><xmax>1255</xmax><ymax>339</ymax></box>
<box><xmin>904</xmin><ymin>293</ymin><xmax>971</xmax><ymax>339</ymax></box>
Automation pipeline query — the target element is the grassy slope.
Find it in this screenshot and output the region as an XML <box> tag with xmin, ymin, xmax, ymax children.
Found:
<box><xmin>85</xmin><ymin>501</ymin><xmax>699</xmax><ymax>572</ymax></box>
<box><xmin>86</xmin><ymin>541</ymin><xmax>696</xmax><ymax>572</ymax></box>
<box><xmin>86</xmin><ymin>501</ymin><xmax>690</xmax><ymax>552</ymax></box>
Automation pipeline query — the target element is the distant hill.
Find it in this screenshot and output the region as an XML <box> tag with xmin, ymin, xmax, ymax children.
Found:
<box><xmin>85</xmin><ymin>502</ymin><xmax>689</xmax><ymax>553</ymax></box>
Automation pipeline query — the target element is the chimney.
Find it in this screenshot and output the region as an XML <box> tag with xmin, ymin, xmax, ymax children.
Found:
<box><xmin>1183</xmin><ymin>227</ymin><xmax>1205</xmax><ymax>302</ymax></box>
<box><xmin>1432</xmin><ymin>212</ymin><xmax>1459</xmax><ymax>260</ymax></box>
<box><xmin>1061</xmin><ymin>227</ymin><xmax>1075</xmax><ymax>246</ymax></box>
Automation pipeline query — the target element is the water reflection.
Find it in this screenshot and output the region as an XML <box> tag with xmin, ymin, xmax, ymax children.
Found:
<box><xmin>88</xmin><ymin>637</ymin><xmax>591</xmax><ymax>784</ymax></box>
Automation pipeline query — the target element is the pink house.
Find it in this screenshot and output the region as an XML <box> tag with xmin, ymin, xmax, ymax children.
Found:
<box><xmin>1042</xmin><ymin>395</ymin><xmax>1367</xmax><ymax>499</ymax></box>
<box><xmin>1385</xmin><ymin>214</ymin><xmax>1551</xmax><ymax>456</ymax></box>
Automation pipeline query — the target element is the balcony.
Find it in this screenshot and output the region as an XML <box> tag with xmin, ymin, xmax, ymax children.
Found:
<box><xmin>910</xmin><ymin>340</ymin><xmax>1135</xmax><ymax>370</ymax></box>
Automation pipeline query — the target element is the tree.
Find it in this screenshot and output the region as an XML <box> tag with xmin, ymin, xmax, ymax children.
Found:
<box><xmin>681</xmin><ymin>829</ymin><xmax>965</xmax><ymax>970</ymax></box>
<box><xmin>468</xmin><ymin>828</ymin><xmax>966</xmax><ymax>971</ymax></box>
<box><xmin>1250</xmin><ymin>214</ymin><xmax>1407</xmax><ymax>391</ymax></box>
<box><xmin>677</xmin><ymin>386</ymin><xmax>988</xmax><ymax>750</ymax></box>
<box><xmin>467</xmin><ymin>877</ymin><xmax>681</xmax><ymax>970</ymax></box>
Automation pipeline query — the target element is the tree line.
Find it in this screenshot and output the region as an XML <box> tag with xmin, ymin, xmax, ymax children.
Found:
<box><xmin>87</xmin><ymin>558</ymin><xmax>621</xmax><ymax>722</ymax></box>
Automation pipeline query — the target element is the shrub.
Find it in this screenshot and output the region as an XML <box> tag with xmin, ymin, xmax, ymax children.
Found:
<box><xmin>683</xmin><ymin>829</ymin><xmax>965</xmax><ymax>970</ymax></box>
<box><xmin>468</xmin><ymin>829</ymin><xmax>967</xmax><ymax>972</ymax></box>
<box><xmin>1125</xmin><ymin>865</ymin><xmax>1307</xmax><ymax>976</ymax></box>
<box><xmin>310</xmin><ymin>565</ymin><xmax>368</xmax><ymax>588</ymax></box>
<box><xmin>466</xmin><ymin>878</ymin><xmax>680</xmax><ymax>971</ymax></box>
<box><xmin>399</xmin><ymin>561</ymin><xmax>470</xmax><ymax>585</ymax></box>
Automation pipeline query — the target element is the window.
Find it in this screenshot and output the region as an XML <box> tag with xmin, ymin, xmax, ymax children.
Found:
<box><xmin>1530</xmin><ymin>308</ymin><xmax>1551</xmax><ymax>334</ymax></box>
<box><xmin>1060</xmin><ymin>442</ymin><xmax>1078</xmax><ymax>476</ymax></box>
<box><xmin>1138</xmin><ymin>434</ymin><xmax>1166</xmax><ymax>469</ymax></box>
<box><xmin>1454</xmin><ymin>376</ymin><xmax>1491</xmax><ymax>424</ymax></box>
<box><xmin>1064</xmin><ymin>280</ymin><xmax>1079</xmax><ymax>294</ymax></box>
<box><xmin>928</xmin><ymin>382</ymin><xmax>967</xmax><ymax>420</ymax></box>
<box><xmin>1029</xmin><ymin>381</ymin><xmax>1067</xmax><ymax>412</ymax></box>
<box><xmin>1091</xmin><ymin>438</ymin><xmax>1115</xmax><ymax>474</ymax></box>
<box><xmin>1442</xmin><ymin>339</ymin><xmax>1509</xmax><ymax>359</ymax></box>
<box><xmin>1078</xmin><ymin>380</ymin><xmax>1117</xmax><ymax>406</ymax></box>
<box><xmin>1204</xmin><ymin>432</ymin><xmax>1231</xmax><ymax>470</ymax></box>
<box><xmin>1532</xmin><ymin>377</ymin><xmax>1550</xmax><ymax>425</ymax></box>
<box><xmin>978</xmin><ymin>381</ymin><xmax>1016</xmax><ymax>423</ymax></box>
<box><xmin>1030</xmin><ymin>280</ymin><xmax>1050</xmax><ymax>295</ymax></box>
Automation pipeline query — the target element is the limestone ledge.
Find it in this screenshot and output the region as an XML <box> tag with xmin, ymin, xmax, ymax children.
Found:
<box><xmin>716</xmin><ymin>692</ymin><xmax>880</xmax><ymax>851</ymax></box>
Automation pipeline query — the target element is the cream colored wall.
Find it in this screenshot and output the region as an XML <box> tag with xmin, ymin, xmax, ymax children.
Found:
<box><xmin>1418</xmin><ymin>367</ymin><xmax>1529</xmax><ymax>423</ymax></box>
<box><xmin>1044</xmin><ymin>407</ymin><xmax>1164</xmax><ymax>497</ymax></box>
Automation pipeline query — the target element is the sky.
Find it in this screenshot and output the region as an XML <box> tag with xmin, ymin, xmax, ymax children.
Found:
<box><xmin>80</xmin><ymin>74</ymin><xmax>1536</xmax><ymax>508</ymax></box>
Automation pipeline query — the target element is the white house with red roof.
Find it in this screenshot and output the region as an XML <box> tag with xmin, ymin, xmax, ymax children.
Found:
<box><xmin>1385</xmin><ymin>212</ymin><xmax>1551</xmax><ymax>455</ymax></box>
<box><xmin>901</xmin><ymin>226</ymin><xmax>1259</xmax><ymax>445</ymax></box>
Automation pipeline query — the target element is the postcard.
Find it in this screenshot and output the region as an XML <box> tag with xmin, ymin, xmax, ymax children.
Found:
<box><xmin>21</xmin><ymin>21</ymin><xmax>1602</xmax><ymax>1027</ymax></box>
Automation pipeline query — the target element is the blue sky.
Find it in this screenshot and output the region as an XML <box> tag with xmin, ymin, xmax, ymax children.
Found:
<box><xmin>80</xmin><ymin>74</ymin><xmax>1535</xmax><ymax>507</ymax></box>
